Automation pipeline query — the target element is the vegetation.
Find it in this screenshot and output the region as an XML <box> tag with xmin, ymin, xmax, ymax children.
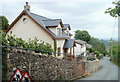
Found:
<box><xmin>1</xmin><ymin>30</ymin><xmax>54</xmax><ymax>80</ymax></box>
<box><xmin>74</xmin><ymin>30</ymin><xmax>91</xmax><ymax>43</ymax></box>
<box><xmin>105</xmin><ymin>1</ymin><xmax>120</xmax><ymax>66</ymax></box>
<box><xmin>74</xmin><ymin>30</ymin><xmax>106</xmax><ymax>59</ymax></box>
<box><xmin>89</xmin><ymin>37</ymin><xmax>106</xmax><ymax>55</ymax></box>
<box><xmin>54</xmin><ymin>40</ymin><xmax>57</xmax><ymax>56</ymax></box>
<box><xmin>0</xmin><ymin>16</ymin><xmax>9</xmax><ymax>31</ymax></box>
<box><xmin>105</xmin><ymin>1</ymin><xmax>120</xmax><ymax>17</ymax></box>
<box><xmin>109</xmin><ymin>44</ymin><xmax>120</xmax><ymax>67</ymax></box>
<box><xmin>3</xmin><ymin>31</ymin><xmax>54</xmax><ymax>54</ymax></box>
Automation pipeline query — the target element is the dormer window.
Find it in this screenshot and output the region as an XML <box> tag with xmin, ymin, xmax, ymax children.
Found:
<box><xmin>66</xmin><ymin>30</ymin><xmax>69</xmax><ymax>36</ymax></box>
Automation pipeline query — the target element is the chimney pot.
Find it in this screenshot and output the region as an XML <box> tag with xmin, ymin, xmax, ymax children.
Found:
<box><xmin>24</xmin><ymin>2</ymin><xmax>30</xmax><ymax>12</ymax></box>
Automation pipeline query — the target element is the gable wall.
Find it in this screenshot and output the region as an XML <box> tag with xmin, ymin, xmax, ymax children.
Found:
<box><xmin>74</xmin><ymin>43</ymin><xmax>82</xmax><ymax>56</ymax></box>
<box><xmin>7</xmin><ymin>15</ymin><xmax>54</xmax><ymax>48</ymax></box>
<box><xmin>74</xmin><ymin>43</ymin><xmax>86</xmax><ymax>56</ymax></box>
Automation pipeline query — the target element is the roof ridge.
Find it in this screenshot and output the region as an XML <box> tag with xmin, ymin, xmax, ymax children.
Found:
<box><xmin>42</xmin><ymin>19</ymin><xmax>61</xmax><ymax>21</ymax></box>
<box><xmin>64</xmin><ymin>24</ymin><xmax>69</xmax><ymax>25</ymax></box>
<box><xmin>30</xmin><ymin>12</ymin><xmax>51</xmax><ymax>20</ymax></box>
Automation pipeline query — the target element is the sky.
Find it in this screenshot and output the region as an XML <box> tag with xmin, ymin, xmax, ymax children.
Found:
<box><xmin>0</xmin><ymin>0</ymin><xmax>118</xmax><ymax>40</ymax></box>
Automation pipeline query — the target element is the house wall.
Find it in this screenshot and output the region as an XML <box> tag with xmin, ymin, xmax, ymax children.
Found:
<box><xmin>74</xmin><ymin>43</ymin><xmax>82</xmax><ymax>56</ymax></box>
<box><xmin>7</xmin><ymin>15</ymin><xmax>54</xmax><ymax>48</ymax></box>
<box><xmin>81</xmin><ymin>44</ymin><xmax>86</xmax><ymax>56</ymax></box>
<box><xmin>56</xmin><ymin>39</ymin><xmax>65</xmax><ymax>58</ymax></box>
<box><xmin>66</xmin><ymin>48</ymin><xmax>74</xmax><ymax>55</ymax></box>
<box><xmin>74</xmin><ymin>43</ymin><xmax>86</xmax><ymax>56</ymax></box>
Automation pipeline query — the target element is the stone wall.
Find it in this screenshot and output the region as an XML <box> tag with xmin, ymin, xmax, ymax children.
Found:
<box><xmin>84</xmin><ymin>60</ymin><xmax>102</xmax><ymax>73</ymax></box>
<box><xmin>7</xmin><ymin>49</ymin><xmax>85</xmax><ymax>80</ymax></box>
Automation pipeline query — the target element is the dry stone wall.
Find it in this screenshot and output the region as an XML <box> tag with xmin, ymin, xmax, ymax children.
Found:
<box><xmin>7</xmin><ymin>49</ymin><xmax>102</xmax><ymax>80</ymax></box>
<box><xmin>84</xmin><ymin>60</ymin><xmax>102</xmax><ymax>73</ymax></box>
<box><xmin>7</xmin><ymin>49</ymin><xmax>85</xmax><ymax>80</ymax></box>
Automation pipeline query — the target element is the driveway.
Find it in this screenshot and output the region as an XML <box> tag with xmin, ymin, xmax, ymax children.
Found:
<box><xmin>81</xmin><ymin>57</ymin><xmax>119</xmax><ymax>80</ymax></box>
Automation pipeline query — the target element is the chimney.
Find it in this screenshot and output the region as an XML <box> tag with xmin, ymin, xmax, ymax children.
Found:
<box><xmin>24</xmin><ymin>2</ymin><xmax>30</xmax><ymax>12</ymax></box>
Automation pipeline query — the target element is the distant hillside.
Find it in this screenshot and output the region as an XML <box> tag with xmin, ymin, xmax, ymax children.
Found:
<box><xmin>101</xmin><ymin>39</ymin><xmax>118</xmax><ymax>50</ymax></box>
<box><xmin>101</xmin><ymin>39</ymin><xmax>109</xmax><ymax>49</ymax></box>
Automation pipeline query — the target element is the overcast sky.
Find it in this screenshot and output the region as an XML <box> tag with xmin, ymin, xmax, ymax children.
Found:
<box><xmin>0</xmin><ymin>0</ymin><xmax>118</xmax><ymax>40</ymax></box>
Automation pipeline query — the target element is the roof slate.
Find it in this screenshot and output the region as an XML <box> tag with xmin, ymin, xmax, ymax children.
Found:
<box><xmin>42</xmin><ymin>19</ymin><xmax>61</xmax><ymax>27</ymax></box>
<box><xmin>75</xmin><ymin>40</ymin><xmax>86</xmax><ymax>45</ymax></box>
<box><xmin>63</xmin><ymin>24</ymin><xmax>71</xmax><ymax>30</ymax></box>
<box><xmin>63</xmin><ymin>39</ymin><xmax>75</xmax><ymax>48</ymax></box>
<box><xmin>26</xmin><ymin>11</ymin><xmax>69</xmax><ymax>39</ymax></box>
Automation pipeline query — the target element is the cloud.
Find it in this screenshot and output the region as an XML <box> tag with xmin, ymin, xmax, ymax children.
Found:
<box><xmin>31</xmin><ymin>3</ymin><xmax>69</xmax><ymax>19</ymax></box>
<box><xmin>1</xmin><ymin>1</ymin><xmax>118</xmax><ymax>40</ymax></box>
<box><xmin>1</xmin><ymin>0</ymin><xmax>113</xmax><ymax>2</ymax></box>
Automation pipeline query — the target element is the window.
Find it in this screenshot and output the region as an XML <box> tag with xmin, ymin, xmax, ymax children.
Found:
<box><xmin>57</xmin><ymin>28</ymin><xmax>61</xmax><ymax>36</ymax></box>
<box><xmin>57</xmin><ymin>28</ymin><xmax>60</xmax><ymax>35</ymax></box>
<box><xmin>67</xmin><ymin>30</ymin><xmax>69</xmax><ymax>36</ymax></box>
<box><xmin>23</xmin><ymin>18</ymin><xmax>27</xmax><ymax>23</ymax></box>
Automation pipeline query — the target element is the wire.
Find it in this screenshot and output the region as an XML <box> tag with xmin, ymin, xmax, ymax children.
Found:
<box><xmin>111</xmin><ymin>17</ymin><xmax>117</xmax><ymax>40</ymax></box>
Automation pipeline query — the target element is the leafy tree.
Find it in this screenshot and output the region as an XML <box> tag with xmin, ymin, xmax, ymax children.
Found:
<box><xmin>109</xmin><ymin>44</ymin><xmax>120</xmax><ymax>66</ymax></box>
<box><xmin>74</xmin><ymin>30</ymin><xmax>91</xmax><ymax>43</ymax></box>
<box><xmin>89</xmin><ymin>37</ymin><xmax>106</xmax><ymax>54</ymax></box>
<box><xmin>105</xmin><ymin>1</ymin><xmax>120</xmax><ymax>17</ymax></box>
<box><xmin>0</xmin><ymin>16</ymin><xmax>9</xmax><ymax>31</ymax></box>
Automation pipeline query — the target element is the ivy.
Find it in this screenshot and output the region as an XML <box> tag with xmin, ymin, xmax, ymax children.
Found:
<box><xmin>54</xmin><ymin>40</ymin><xmax>57</xmax><ymax>56</ymax></box>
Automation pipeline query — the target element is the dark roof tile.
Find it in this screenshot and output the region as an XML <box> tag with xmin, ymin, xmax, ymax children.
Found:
<box><xmin>63</xmin><ymin>39</ymin><xmax>75</xmax><ymax>48</ymax></box>
<box><xmin>26</xmin><ymin>11</ymin><xmax>69</xmax><ymax>39</ymax></box>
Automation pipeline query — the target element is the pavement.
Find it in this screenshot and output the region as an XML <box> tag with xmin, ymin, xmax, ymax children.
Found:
<box><xmin>81</xmin><ymin>57</ymin><xmax>119</xmax><ymax>80</ymax></box>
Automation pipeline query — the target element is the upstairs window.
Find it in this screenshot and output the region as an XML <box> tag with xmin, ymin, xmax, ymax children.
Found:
<box><xmin>23</xmin><ymin>18</ymin><xmax>27</xmax><ymax>23</ymax></box>
<box><xmin>57</xmin><ymin>28</ymin><xmax>62</xmax><ymax>36</ymax></box>
<box><xmin>67</xmin><ymin>31</ymin><xmax>69</xmax><ymax>36</ymax></box>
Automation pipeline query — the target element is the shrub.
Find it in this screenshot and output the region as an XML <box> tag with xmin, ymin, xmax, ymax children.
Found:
<box><xmin>1</xmin><ymin>30</ymin><xmax>54</xmax><ymax>80</ymax></box>
<box><xmin>87</xmin><ymin>48</ymin><xmax>94</xmax><ymax>53</ymax></box>
<box><xmin>87</xmin><ymin>56</ymin><xmax>95</xmax><ymax>61</ymax></box>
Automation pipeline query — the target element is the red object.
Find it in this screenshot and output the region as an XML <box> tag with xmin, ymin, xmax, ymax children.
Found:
<box><xmin>10</xmin><ymin>69</ymin><xmax>22</xmax><ymax>82</ymax></box>
<box><xmin>20</xmin><ymin>71</ymin><xmax>32</xmax><ymax>82</ymax></box>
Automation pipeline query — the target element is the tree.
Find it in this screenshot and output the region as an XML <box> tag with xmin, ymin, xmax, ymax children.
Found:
<box><xmin>89</xmin><ymin>37</ymin><xmax>106</xmax><ymax>54</ymax></box>
<box><xmin>74</xmin><ymin>30</ymin><xmax>91</xmax><ymax>43</ymax></box>
<box><xmin>105</xmin><ymin>1</ymin><xmax>120</xmax><ymax>17</ymax></box>
<box><xmin>0</xmin><ymin>16</ymin><xmax>9</xmax><ymax>31</ymax></box>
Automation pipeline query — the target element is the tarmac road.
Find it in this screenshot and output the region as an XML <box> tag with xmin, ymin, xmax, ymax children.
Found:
<box><xmin>81</xmin><ymin>57</ymin><xmax>119</xmax><ymax>80</ymax></box>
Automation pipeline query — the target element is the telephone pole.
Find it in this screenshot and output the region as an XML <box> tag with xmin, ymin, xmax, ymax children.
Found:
<box><xmin>110</xmin><ymin>38</ymin><xmax>112</xmax><ymax>57</ymax></box>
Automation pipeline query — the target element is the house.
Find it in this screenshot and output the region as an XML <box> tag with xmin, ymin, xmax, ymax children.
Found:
<box><xmin>74</xmin><ymin>40</ymin><xmax>87</xmax><ymax>57</ymax></box>
<box><xmin>5</xmin><ymin>2</ymin><xmax>75</xmax><ymax>59</ymax></box>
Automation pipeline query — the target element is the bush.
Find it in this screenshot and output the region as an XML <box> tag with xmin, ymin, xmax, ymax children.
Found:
<box><xmin>87</xmin><ymin>56</ymin><xmax>96</xmax><ymax>61</ymax></box>
<box><xmin>87</xmin><ymin>48</ymin><xmax>94</xmax><ymax>53</ymax></box>
<box><xmin>1</xmin><ymin>30</ymin><xmax>54</xmax><ymax>80</ymax></box>
<box><xmin>4</xmin><ymin>32</ymin><xmax>54</xmax><ymax>55</ymax></box>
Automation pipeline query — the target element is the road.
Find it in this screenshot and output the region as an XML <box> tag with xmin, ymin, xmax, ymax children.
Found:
<box><xmin>81</xmin><ymin>57</ymin><xmax>119</xmax><ymax>80</ymax></box>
